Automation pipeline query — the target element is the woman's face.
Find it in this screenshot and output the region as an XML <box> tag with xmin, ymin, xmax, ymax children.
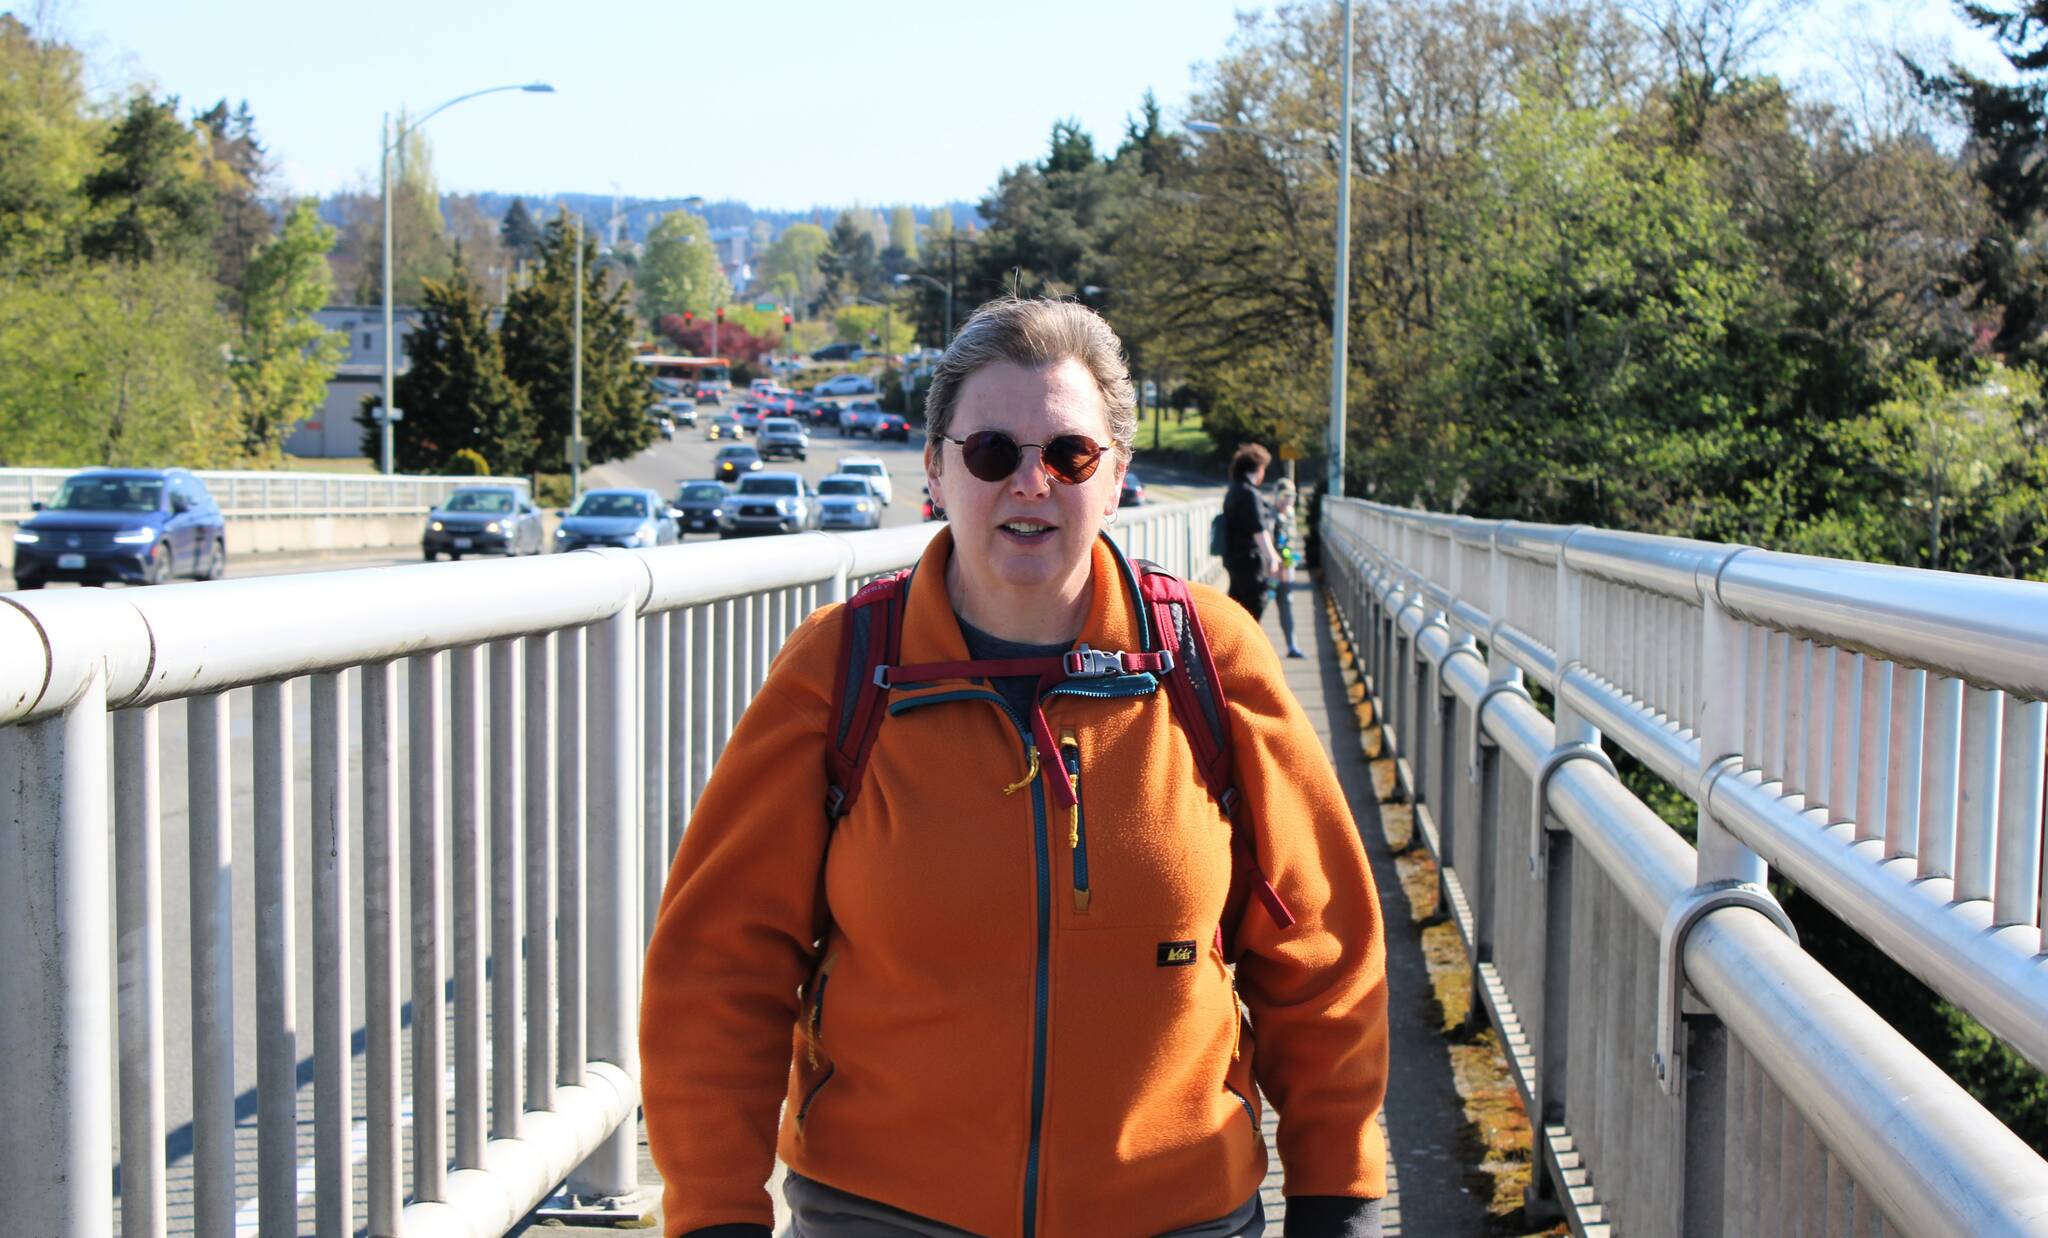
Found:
<box><xmin>926</xmin><ymin>358</ymin><xmax>1126</xmax><ymax>598</ymax></box>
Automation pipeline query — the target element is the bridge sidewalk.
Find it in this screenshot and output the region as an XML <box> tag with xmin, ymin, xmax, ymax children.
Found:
<box><xmin>525</xmin><ymin>577</ymin><xmax>1488</xmax><ymax>1237</ymax></box>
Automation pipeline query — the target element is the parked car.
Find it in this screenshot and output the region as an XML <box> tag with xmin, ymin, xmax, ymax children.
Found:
<box><xmin>810</xmin><ymin>342</ymin><xmax>865</xmax><ymax>362</ymax></box>
<box><xmin>721</xmin><ymin>472</ymin><xmax>815</xmax><ymax>536</ymax></box>
<box><xmin>757</xmin><ymin>417</ymin><xmax>810</xmax><ymax>461</ymax></box>
<box><xmin>552</xmin><ymin>488</ymin><xmax>677</xmax><ymax>551</ymax></box>
<box><xmin>714</xmin><ymin>444</ymin><xmax>764</xmax><ymax>483</ymax></box>
<box><xmin>671</xmin><ymin>480</ymin><xmax>729</xmax><ymax>535</ymax></box>
<box><xmin>1119</xmin><ymin>472</ymin><xmax>1145</xmax><ymax>507</ymax></box>
<box><xmin>706</xmin><ymin>413</ymin><xmax>743</xmax><ymax>441</ymax></box>
<box><xmin>424</xmin><ymin>485</ymin><xmax>545</xmax><ymax>560</ymax></box>
<box><xmin>874</xmin><ymin>411</ymin><xmax>911</xmax><ymax>441</ymax></box>
<box><xmin>835</xmin><ymin>456</ymin><xmax>894</xmax><ymax>506</ymax></box>
<box><xmin>813</xmin><ymin>474</ymin><xmax>885</xmax><ymax>531</ymax></box>
<box><xmin>814</xmin><ymin>372</ymin><xmax>878</xmax><ymax>397</ymax></box>
<box><xmin>11</xmin><ymin>467</ymin><xmax>226</xmax><ymax>588</ymax></box>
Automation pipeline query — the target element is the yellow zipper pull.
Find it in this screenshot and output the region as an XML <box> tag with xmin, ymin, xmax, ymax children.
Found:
<box><xmin>1059</xmin><ymin>728</ymin><xmax>1081</xmax><ymax>848</ymax></box>
<box><xmin>1002</xmin><ymin>745</ymin><xmax>1040</xmax><ymax>796</ymax></box>
<box><xmin>1215</xmin><ymin>943</ymin><xmax>1242</xmax><ymax>1061</ymax></box>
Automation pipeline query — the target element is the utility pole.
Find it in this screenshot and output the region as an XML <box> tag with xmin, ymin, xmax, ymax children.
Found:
<box><xmin>1328</xmin><ymin>0</ymin><xmax>1354</xmax><ymax>501</ymax></box>
<box><xmin>947</xmin><ymin>232</ymin><xmax>958</xmax><ymax>345</ymax></box>
<box><xmin>572</xmin><ymin>213</ymin><xmax>584</xmax><ymax>501</ymax></box>
<box><xmin>380</xmin><ymin>112</ymin><xmax>396</xmax><ymax>475</ymax></box>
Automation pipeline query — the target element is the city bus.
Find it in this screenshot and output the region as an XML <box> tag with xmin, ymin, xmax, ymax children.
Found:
<box><xmin>634</xmin><ymin>354</ymin><xmax>732</xmax><ymax>394</ymax></box>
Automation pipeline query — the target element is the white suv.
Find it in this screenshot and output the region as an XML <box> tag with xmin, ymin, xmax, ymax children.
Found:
<box><xmin>836</xmin><ymin>456</ymin><xmax>893</xmax><ymax>506</ymax></box>
<box><xmin>813</xmin><ymin>373</ymin><xmax>878</xmax><ymax>397</ymax></box>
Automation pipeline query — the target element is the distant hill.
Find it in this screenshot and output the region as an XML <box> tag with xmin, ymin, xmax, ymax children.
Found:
<box><xmin>313</xmin><ymin>192</ymin><xmax>983</xmax><ymax>247</ymax></box>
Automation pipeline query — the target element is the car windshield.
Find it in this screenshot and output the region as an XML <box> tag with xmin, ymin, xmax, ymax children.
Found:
<box><xmin>718</xmin><ymin>448</ymin><xmax>757</xmax><ymax>460</ymax></box>
<box><xmin>678</xmin><ymin>483</ymin><xmax>726</xmax><ymax>501</ymax></box>
<box><xmin>843</xmin><ymin>462</ymin><xmax>882</xmax><ymax>476</ymax></box>
<box><xmin>738</xmin><ymin>477</ymin><xmax>800</xmax><ymax>496</ymax></box>
<box><xmin>763</xmin><ymin>419</ymin><xmax>799</xmax><ymax>433</ymax></box>
<box><xmin>443</xmin><ymin>490</ymin><xmax>516</xmax><ymax>513</ymax></box>
<box><xmin>572</xmin><ymin>493</ymin><xmax>649</xmax><ymax>519</ymax></box>
<box><xmin>50</xmin><ymin>476</ymin><xmax>162</xmax><ymax>512</ymax></box>
<box><xmin>818</xmin><ymin>479</ymin><xmax>868</xmax><ymax>496</ymax></box>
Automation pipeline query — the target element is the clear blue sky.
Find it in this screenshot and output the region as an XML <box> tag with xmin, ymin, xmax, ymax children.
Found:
<box><xmin>49</xmin><ymin>0</ymin><xmax>2012</xmax><ymax>213</ymax></box>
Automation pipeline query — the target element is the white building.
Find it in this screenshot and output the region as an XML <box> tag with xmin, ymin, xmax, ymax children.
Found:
<box><xmin>284</xmin><ymin>306</ymin><xmax>423</xmax><ymax>459</ymax></box>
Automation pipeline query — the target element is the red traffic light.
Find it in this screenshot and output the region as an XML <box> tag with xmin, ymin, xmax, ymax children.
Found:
<box><xmin>715</xmin><ymin>306</ymin><xmax>725</xmax><ymax>323</ymax></box>
<box><xmin>782</xmin><ymin>313</ymin><xmax>793</xmax><ymax>331</ymax></box>
<box><xmin>682</xmin><ymin>310</ymin><xmax>694</xmax><ymax>325</ymax></box>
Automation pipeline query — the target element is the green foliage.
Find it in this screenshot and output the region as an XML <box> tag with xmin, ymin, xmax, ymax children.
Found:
<box><xmin>445</xmin><ymin>447</ymin><xmax>490</xmax><ymax>476</ymax></box>
<box><xmin>0</xmin><ymin>15</ymin><xmax>97</xmax><ymax>271</ymax></box>
<box><xmin>0</xmin><ymin>259</ymin><xmax>235</xmax><ymax>466</ymax></box>
<box><xmin>499</xmin><ymin>198</ymin><xmax>541</xmax><ymax>264</ymax></box>
<box><xmin>233</xmin><ymin>200</ymin><xmax>344</xmax><ymax>462</ymax></box>
<box><xmin>637</xmin><ymin>210</ymin><xmax>731</xmax><ymax>324</ymax></box>
<box><xmin>500</xmin><ymin>212</ymin><xmax>652</xmax><ymax>474</ymax></box>
<box><xmin>759</xmin><ymin>221</ymin><xmax>829</xmax><ymax>308</ymax></box>
<box><xmin>81</xmin><ymin>94</ymin><xmax>219</xmax><ymax>267</ymax></box>
<box><xmin>888</xmin><ymin>206</ymin><xmax>919</xmax><ymax>261</ymax></box>
<box><xmin>532</xmin><ymin>472</ymin><xmax>572</xmax><ymax>508</ymax></box>
<box><xmin>832</xmin><ymin>304</ymin><xmax>912</xmax><ymax>353</ymax></box>
<box><xmin>814</xmin><ymin>211</ymin><xmax>881</xmax><ymax>311</ymax></box>
<box><xmin>377</xmin><ymin>256</ymin><xmax>530</xmax><ymax>475</ymax></box>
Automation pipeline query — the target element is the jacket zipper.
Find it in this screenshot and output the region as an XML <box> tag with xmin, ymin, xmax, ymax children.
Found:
<box><xmin>1059</xmin><ymin>728</ymin><xmax>1089</xmax><ymax>913</ymax></box>
<box><xmin>888</xmin><ymin>686</ymin><xmax>1053</xmax><ymax>1236</ymax></box>
<box><xmin>806</xmin><ymin>952</ymin><xmax>839</xmax><ymax>1070</ymax></box>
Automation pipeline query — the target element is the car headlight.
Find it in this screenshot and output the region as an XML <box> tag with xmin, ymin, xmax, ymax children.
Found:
<box><xmin>627</xmin><ymin>526</ymin><xmax>650</xmax><ymax>546</ymax></box>
<box><xmin>484</xmin><ymin>521</ymin><xmax>501</xmax><ymax>534</ymax></box>
<box><xmin>855</xmin><ymin>502</ymin><xmax>870</xmax><ymax>512</ymax></box>
<box><xmin>710</xmin><ymin>508</ymin><xmax>723</xmax><ymax>519</ymax></box>
<box><xmin>554</xmin><ymin>528</ymin><xmax>568</xmax><ymax>539</ymax></box>
<box><xmin>112</xmin><ymin>528</ymin><xmax>156</xmax><ymax>545</ymax></box>
<box><xmin>13</xmin><ymin>530</ymin><xmax>38</xmax><ymax>544</ymax></box>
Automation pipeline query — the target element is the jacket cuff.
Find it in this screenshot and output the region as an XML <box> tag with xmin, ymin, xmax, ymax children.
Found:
<box><xmin>680</xmin><ymin>1226</ymin><xmax>773</xmax><ymax>1238</ymax></box>
<box><xmin>1284</xmin><ymin>1195</ymin><xmax>1384</xmax><ymax>1238</ymax></box>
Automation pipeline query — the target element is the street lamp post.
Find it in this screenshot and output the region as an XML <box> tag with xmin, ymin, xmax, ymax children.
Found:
<box><xmin>379</xmin><ymin>81</ymin><xmax>555</xmax><ymax>475</ymax></box>
<box><xmin>892</xmin><ymin>272</ymin><xmax>953</xmax><ymax>348</ymax></box>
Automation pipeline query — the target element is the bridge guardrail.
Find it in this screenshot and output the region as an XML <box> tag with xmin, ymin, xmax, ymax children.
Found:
<box><xmin>0</xmin><ymin>496</ymin><xmax>1219</xmax><ymax>1238</ymax></box>
<box><xmin>0</xmin><ymin>467</ymin><xmax>529</xmax><ymax>522</ymax></box>
<box><xmin>1325</xmin><ymin>496</ymin><xmax>2048</xmax><ymax>1236</ymax></box>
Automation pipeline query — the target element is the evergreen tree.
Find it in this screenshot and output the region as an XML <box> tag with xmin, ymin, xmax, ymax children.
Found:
<box><xmin>813</xmin><ymin>210</ymin><xmax>879</xmax><ymax>312</ymax></box>
<box><xmin>195</xmin><ymin>99</ymin><xmax>270</xmax><ymax>309</ymax></box>
<box><xmin>81</xmin><ymin>94</ymin><xmax>218</xmax><ymax>266</ymax></box>
<box><xmin>500</xmin><ymin>197</ymin><xmax>540</xmax><ymax>264</ymax></box>
<box><xmin>500</xmin><ymin>211</ymin><xmax>650</xmax><ymax>475</ymax></box>
<box><xmin>372</xmin><ymin>255</ymin><xmax>530</xmax><ymax>474</ymax></box>
<box><xmin>0</xmin><ymin>14</ymin><xmax>96</xmax><ymax>271</ymax></box>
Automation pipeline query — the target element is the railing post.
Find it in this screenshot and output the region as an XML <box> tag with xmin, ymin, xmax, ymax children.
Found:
<box><xmin>566</xmin><ymin>601</ymin><xmax>645</xmax><ymax>1208</ymax></box>
<box><xmin>0</xmin><ymin>674</ymin><xmax>115</xmax><ymax>1238</ymax></box>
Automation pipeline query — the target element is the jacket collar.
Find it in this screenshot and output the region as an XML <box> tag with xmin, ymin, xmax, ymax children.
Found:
<box><xmin>897</xmin><ymin>527</ymin><xmax>1147</xmax><ymax>668</ymax></box>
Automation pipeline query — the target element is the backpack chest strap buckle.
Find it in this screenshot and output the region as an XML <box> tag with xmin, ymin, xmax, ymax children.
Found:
<box><xmin>1063</xmin><ymin>644</ymin><xmax>1175</xmax><ymax>678</ymax></box>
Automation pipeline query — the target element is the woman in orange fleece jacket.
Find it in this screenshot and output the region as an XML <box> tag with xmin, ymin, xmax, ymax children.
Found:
<box><xmin>642</xmin><ymin>298</ymin><xmax>1388</xmax><ymax>1238</ymax></box>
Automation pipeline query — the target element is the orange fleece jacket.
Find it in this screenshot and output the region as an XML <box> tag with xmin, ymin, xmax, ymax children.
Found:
<box><xmin>641</xmin><ymin>530</ymin><xmax>1388</xmax><ymax>1237</ymax></box>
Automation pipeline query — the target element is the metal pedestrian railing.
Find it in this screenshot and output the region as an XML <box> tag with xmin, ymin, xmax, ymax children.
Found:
<box><xmin>0</xmin><ymin>467</ymin><xmax>528</xmax><ymax>523</ymax></box>
<box><xmin>0</xmin><ymin>497</ymin><xmax>1221</xmax><ymax>1238</ymax></box>
<box><xmin>1324</xmin><ymin>497</ymin><xmax>2048</xmax><ymax>1236</ymax></box>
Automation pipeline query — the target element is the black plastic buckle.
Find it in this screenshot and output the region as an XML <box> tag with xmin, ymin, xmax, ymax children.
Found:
<box><xmin>1063</xmin><ymin>643</ymin><xmax>1126</xmax><ymax>677</ymax></box>
<box><xmin>824</xmin><ymin>785</ymin><xmax>847</xmax><ymax>820</ymax></box>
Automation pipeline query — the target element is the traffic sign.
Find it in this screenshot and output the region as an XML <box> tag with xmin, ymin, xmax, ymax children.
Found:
<box><xmin>565</xmin><ymin>436</ymin><xmax>586</xmax><ymax>466</ymax></box>
<box><xmin>375</xmin><ymin>406</ymin><xmax>403</xmax><ymax>423</ymax></box>
<box><xmin>752</xmin><ymin>302</ymin><xmax>776</xmax><ymax>312</ymax></box>
<box><xmin>1279</xmin><ymin>445</ymin><xmax>1303</xmax><ymax>461</ymax></box>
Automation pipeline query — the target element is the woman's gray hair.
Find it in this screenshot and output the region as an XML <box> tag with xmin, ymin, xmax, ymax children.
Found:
<box><xmin>922</xmin><ymin>297</ymin><xmax>1137</xmax><ymax>464</ymax></box>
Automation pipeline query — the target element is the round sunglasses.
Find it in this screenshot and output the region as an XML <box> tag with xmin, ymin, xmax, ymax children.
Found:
<box><xmin>939</xmin><ymin>429</ymin><xmax>1109</xmax><ymax>485</ymax></box>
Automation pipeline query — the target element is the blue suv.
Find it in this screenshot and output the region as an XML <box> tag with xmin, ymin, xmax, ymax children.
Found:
<box><xmin>11</xmin><ymin>468</ymin><xmax>227</xmax><ymax>589</ymax></box>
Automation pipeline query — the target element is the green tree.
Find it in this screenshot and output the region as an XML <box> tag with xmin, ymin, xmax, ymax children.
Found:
<box><xmin>233</xmin><ymin>200</ymin><xmax>345</xmax><ymax>461</ymax></box>
<box><xmin>0</xmin><ymin>260</ymin><xmax>236</xmax><ymax>466</ymax></box>
<box><xmin>500</xmin><ymin>211</ymin><xmax>651</xmax><ymax>474</ymax></box>
<box><xmin>336</xmin><ymin>115</ymin><xmax>450</xmax><ymax>305</ymax></box>
<box><xmin>500</xmin><ymin>197</ymin><xmax>541</xmax><ymax>264</ymax></box>
<box><xmin>81</xmin><ymin>93</ymin><xmax>218</xmax><ymax>267</ymax></box>
<box><xmin>376</xmin><ymin>256</ymin><xmax>531</xmax><ymax>474</ymax></box>
<box><xmin>833</xmin><ymin>303</ymin><xmax>913</xmax><ymax>353</ymax></box>
<box><xmin>888</xmin><ymin>205</ymin><xmax>919</xmax><ymax>261</ymax></box>
<box><xmin>813</xmin><ymin>211</ymin><xmax>880</xmax><ymax>311</ymax></box>
<box><xmin>637</xmin><ymin>210</ymin><xmax>731</xmax><ymax>324</ymax></box>
<box><xmin>0</xmin><ymin>14</ymin><xmax>97</xmax><ymax>271</ymax></box>
<box><xmin>759</xmin><ymin>221</ymin><xmax>829</xmax><ymax>306</ymax></box>
<box><xmin>195</xmin><ymin>99</ymin><xmax>270</xmax><ymax>310</ymax></box>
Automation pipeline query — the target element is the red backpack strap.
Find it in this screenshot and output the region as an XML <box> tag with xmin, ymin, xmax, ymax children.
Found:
<box><xmin>824</xmin><ymin>568</ymin><xmax>912</xmax><ymax>822</ymax></box>
<box><xmin>1134</xmin><ymin>562</ymin><xmax>1296</xmax><ymax>939</ymax></box>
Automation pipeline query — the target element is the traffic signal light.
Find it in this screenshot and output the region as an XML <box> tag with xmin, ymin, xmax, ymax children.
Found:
<box><xmin>782</xmin><ymin>312</ymin><xmax>793</xmax><ymax>333</ymax></box>
<box><xmin>683</xmin><ymin>310</ymin><xmax>694</xmax><ymax>326</ymax></box>
<box><xmin>715</xmin><ymin>306</ymin><xmax>725</xmax><ymax>324</ymax></box>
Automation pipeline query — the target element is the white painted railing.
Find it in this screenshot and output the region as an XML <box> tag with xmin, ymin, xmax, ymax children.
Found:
<box><xmin>0</xmin><ymin>497</ymin><xmax>1220</xmax><ymax>1238</ymax></box>
<box><xmin>0</xmin><ymin>467</ymin><xmax>526</xmax><ymax>522</ymax></box>
<box><xmin>1326</xmin><ymin>497</ymin><xmax>2048</xmax><ymax>1237</ymax></box>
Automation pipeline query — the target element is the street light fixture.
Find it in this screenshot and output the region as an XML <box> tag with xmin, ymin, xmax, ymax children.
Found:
<box><xmin>380</xmin><ymin>81</ymin><xmax>555</xmax><ymax>475</ymax></box>
<box><xmin>892</xmin><ymin>272</ymin><xmax>953</xmax><ymax>347</ymax></box>
<box><xmin>1183</xmin><ymin>0</ymin><xmax>1353</xmax><ymax>500</ymax></box>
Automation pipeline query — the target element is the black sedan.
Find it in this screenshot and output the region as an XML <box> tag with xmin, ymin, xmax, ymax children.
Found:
<box><xmin>672</xmin><ymin>480</ymin><xmax>729</xmax><ymax>535</ymax></box>
<box><xmin>715</xmin><ymin>444</ymin><xmax>764</xmax><ymax>483</ymax></box>
<box><xmin>424</xmin><ymin>485</ymin><xmax>545</xmax><ymax>559</ymax></box>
